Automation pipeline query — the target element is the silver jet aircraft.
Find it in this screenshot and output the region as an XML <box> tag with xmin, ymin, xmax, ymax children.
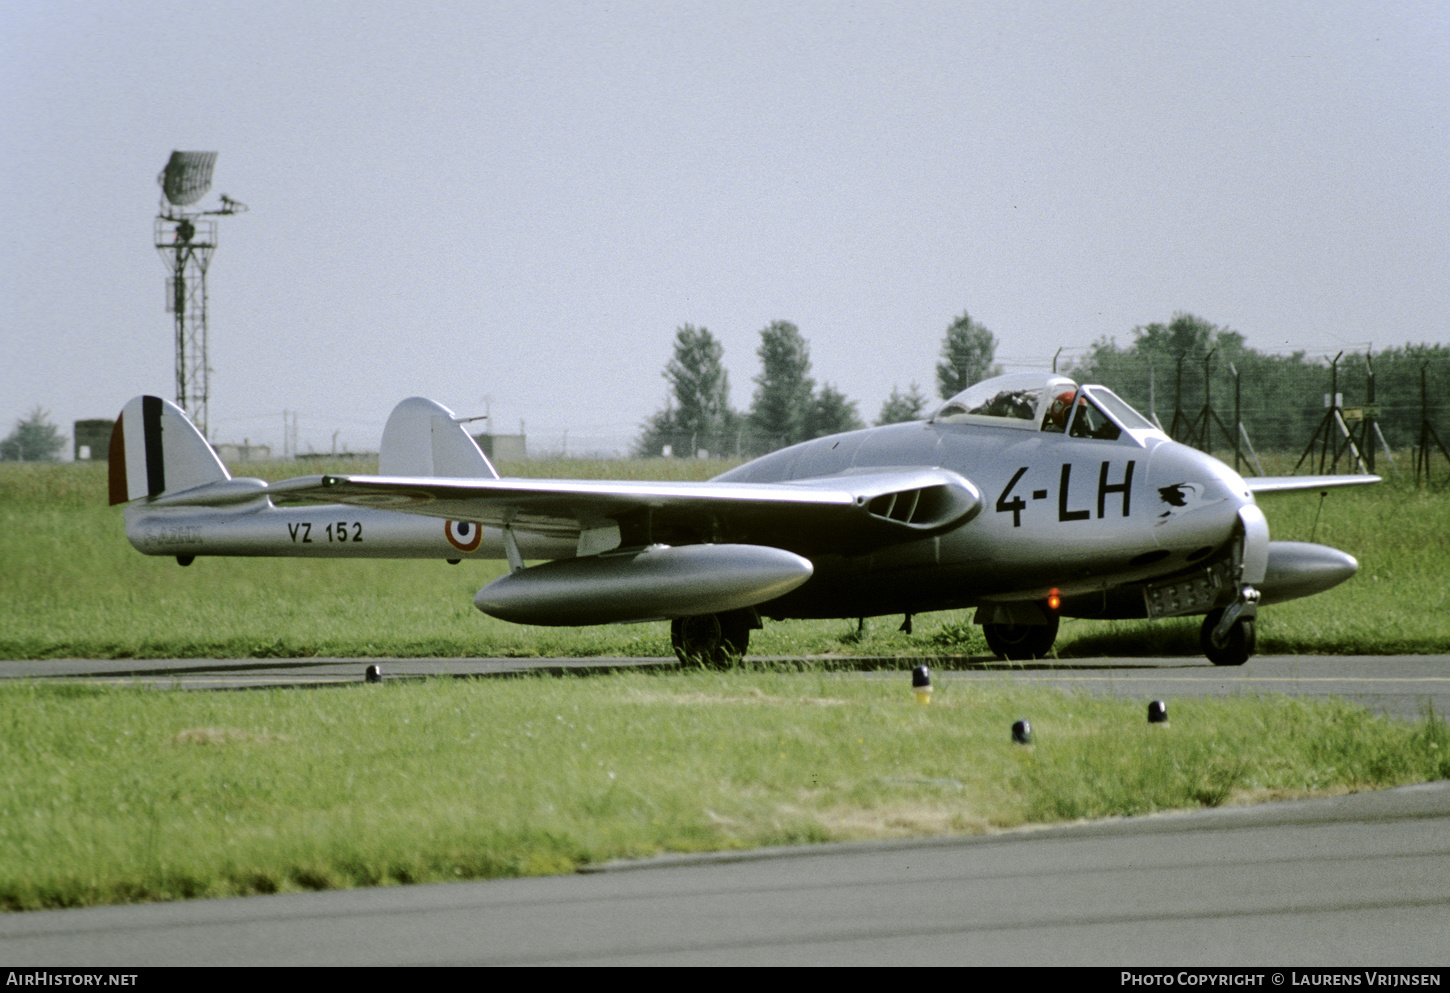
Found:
<box><xmin>110</xmin><ymin>372</ymin><xmax>1375</xmax><ymax>666</ymax></box>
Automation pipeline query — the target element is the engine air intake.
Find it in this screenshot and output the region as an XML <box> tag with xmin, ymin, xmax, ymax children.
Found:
<box><xmin>866</xmin><ymin>484</ymin><xmax>970</xmax><ymax>529</ymax></box>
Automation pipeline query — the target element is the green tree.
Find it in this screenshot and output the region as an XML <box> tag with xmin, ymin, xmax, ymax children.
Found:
<box><xmin>635</xmin><ymin>325</ymin><xmax>739</xmax><ymax>456</ymax></box>
<box><xmin>0</xmin><ymin>407</ymin><xmax>67</xmax><ymax>462</ymax></box>
<box><xmin>664</xmin><ymin>324</ymin><xmax>733</xmax><ymax>437</ymax></box>
<box><xmin>749</xmin><ymin>320</ymin><xmax>816</xmax><ymax>449</ymax></box>
<box><xmin>1067</xmin><ymin>313</ymin><xmax>1331</xmax><ymax>452</ymax></box>
<box><xmin>935</xmin><ymin>311</ymin><xmax>1000</xmax><ymax>398</ymax></box>
<box><xmin>1067</xmin><ymin>313</ymin><xmax>1245</xmax><ymax>440</ymax></box>
<box><xmin>876</xmin><ymin>382</ymin><xmax>927</xmax><ymax>424</ymax></box>
<box><xmin>1131</xmin><ymin>312</ymin><xmax>1241</xmax><ymax>362</ymax></box>
<box><xmin>805</xmin><ymin>383</ymin><xmax>864</xmax><ymax>439</ymax></box>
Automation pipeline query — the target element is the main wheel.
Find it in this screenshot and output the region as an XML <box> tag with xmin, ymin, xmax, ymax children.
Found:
<box><xmin>671</xmin><ymin>610</ymin><xmax>752</xmax><ymax>668</ymax></box>
<box><xmin>983</xmin><ymin>614</ymin><xmax>1059</xmax><ymax>660</ymax></box>
<box><xmin>1200</xmin><ymin>608</ymin><xmax>1255</xmax><ymax>666</ymax></box>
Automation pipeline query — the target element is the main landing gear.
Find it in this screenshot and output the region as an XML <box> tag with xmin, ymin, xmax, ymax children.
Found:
<box><xmin>671</xmin><ymin>600</ymin><xmax>1258</xmax><ymax>667</ymax></box>
<box><xmin>982</xmin><ymin>613</ymin><xmax>1060</xmax><ymax>661</ymax></box>
<box><xmin>670</xmin><ymin>609</ymin><xmax>758</xmax><ymax>668</ymax></box>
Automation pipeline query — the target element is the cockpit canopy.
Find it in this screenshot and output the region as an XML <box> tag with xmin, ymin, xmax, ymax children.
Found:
<box><xmin>933</xmin><ymin>372</ymin><xmax>1157</xmax><ymax>441</ymax></box>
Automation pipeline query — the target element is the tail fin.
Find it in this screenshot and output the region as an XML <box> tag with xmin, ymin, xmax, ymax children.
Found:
<box><xmin>109</xmin><ymin>396</ymin><xmax>230</xmax><ymax>505</ymax></box>
<box><xmin>378</xmin><ymin>397</ymin><xmax>500</xmax><ymax>479</ymax></box>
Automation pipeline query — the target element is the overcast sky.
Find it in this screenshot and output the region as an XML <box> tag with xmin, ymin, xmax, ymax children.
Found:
<box><xmin>3</xmin><ymin>0</ymin><xmax>1446</xmax><ymax>457</ymax></box>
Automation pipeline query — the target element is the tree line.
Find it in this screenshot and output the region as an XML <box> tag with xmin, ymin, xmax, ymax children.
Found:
<box><xmin>635</xmin><ymin>312</ymin><xmax>999</xmax><ymax>458</ymax></box>
<box><xmin>8</xmin><ymin>311</ymin><xmax>1442</xmax><ymax>465</ymax></box>
<box><xmin>637</xmin><ymin>308</ymin><xmax>1448</xmax><ymax>461</ymax></box>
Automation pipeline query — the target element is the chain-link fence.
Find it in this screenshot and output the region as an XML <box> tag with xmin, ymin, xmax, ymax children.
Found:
<box><xmin>630</xmin><ymin>347</ymin><xmax>1450</xmax><ymax>483</ymax></box>
<box><xmin>1062</xmin><ymin>347</ymin><xmax>1450</xmax><ymax>482</ymax></box>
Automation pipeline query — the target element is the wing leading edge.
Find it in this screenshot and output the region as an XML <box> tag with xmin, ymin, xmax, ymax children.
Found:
<box><xmin>1245</xmin><ymin>474</ymin><xmax>1381</xmax><ymax>495</ymax></box>
<box><xmin>267</xmin><ymin>468</ymin><xmax>982</xmax><ymax>556</ymax></box>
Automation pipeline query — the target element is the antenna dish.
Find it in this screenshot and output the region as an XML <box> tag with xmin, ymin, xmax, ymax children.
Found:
<box><xmin>153</xmin><ymin>149</ymin><xmax>245</xmax><ymax>440</ymax></box>
<box><xmin>158</xmin><ymin>151</ymin><xmax>218</xmax><ymax>207</ymax></box>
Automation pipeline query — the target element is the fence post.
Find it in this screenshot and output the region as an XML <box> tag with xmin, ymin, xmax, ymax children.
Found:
<box><xmin>1232</xmin><ymin>362</ymin><xmax>1242</xmax><ymax>473</ymax></box>
<box><xmin>1364</xmin><ymin>352</ymin><xmax>1376</xmax><ymax>474</ymax></box>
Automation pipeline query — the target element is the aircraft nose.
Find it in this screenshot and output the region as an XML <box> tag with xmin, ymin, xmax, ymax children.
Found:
<box><xmin>1147</xmin><ymin>442</ymin><xmax>1252</xmax><ymax>554</ymax></box>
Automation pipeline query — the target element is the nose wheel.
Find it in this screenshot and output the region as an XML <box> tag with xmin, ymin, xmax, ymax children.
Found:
<box><xmin>1201</xmin><ymin>607</ymin><xmax>1256</xmax><ymax>666</ymax></box>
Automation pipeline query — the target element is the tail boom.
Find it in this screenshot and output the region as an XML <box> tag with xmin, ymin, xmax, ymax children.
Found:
<box><xmin>123</xmin><ymin>502</ymin><xmax>574</xmax><ymax>560</ymax></box>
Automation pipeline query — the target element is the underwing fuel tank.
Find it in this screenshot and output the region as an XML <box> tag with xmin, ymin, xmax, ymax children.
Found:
<box><xmin>1258</xmin><ymin>541</ymin><xmax>1359</xmax><ymax>605</ymax></box>
<box><xmin>473</xmin><ymin>543</ymin><xmax>814</xmax><ymax>626</ymax></box>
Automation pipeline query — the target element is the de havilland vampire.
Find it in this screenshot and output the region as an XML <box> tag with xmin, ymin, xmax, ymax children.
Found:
<box><xmin>110</xmin><ymin>372</ymin><xmax>1375</xmax><ymax>666</ymax></box>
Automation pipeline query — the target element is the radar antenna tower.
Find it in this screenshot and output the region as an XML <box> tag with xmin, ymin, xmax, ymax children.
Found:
<box><xmin>154</xmin><ymin>151</ymin><xmax>246</xmax><ymax>440</ymax></box>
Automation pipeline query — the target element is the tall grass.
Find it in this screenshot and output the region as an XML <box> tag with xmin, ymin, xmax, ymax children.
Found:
<box><xmin>2</xmin><ymin>672</ymin><xmax>1445</xmax><ymax>910</ymax></box>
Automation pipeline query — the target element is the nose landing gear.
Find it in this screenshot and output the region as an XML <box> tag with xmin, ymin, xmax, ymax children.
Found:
<box><xmin>1201</xmin><ymin>587</ymin><xmax>1260</xmax><ymax>666</ymax></box>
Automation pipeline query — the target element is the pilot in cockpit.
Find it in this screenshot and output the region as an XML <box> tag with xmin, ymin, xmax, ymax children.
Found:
<box><xmin>1043</xmin><ymin>389</ymin><xmax>1121</xmax><ymax>440</ymax></box>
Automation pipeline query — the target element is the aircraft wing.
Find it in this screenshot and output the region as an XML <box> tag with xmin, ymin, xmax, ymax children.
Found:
<box><xmin>1245</xmin><ymin>474</ymin><xmax>1381</xmax><ymax>495</ymax></box>
<box><xmin>267</xmin><ymin>468</ymin><xmax>981</xmax><ymax>556</ymax></box>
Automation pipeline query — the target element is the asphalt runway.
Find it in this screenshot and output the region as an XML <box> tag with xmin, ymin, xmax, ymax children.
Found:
<box><xmin>3</xmin><ymin>653</ymin><xmax>1446</xmax><ymax>720</ymax></box>
<box><xmin>3</xmin><ymin>653</ymin><xmax>1446</xmax><ymax>966</ymax></box>
<box><xmin>3</xmin><ymin>782</ymin><xmax>1447</xmax><ymax>966</ymax></box>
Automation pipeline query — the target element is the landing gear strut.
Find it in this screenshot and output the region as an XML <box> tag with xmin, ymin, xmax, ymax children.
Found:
<box><xmin>671</xmin><ymin>609</ymin><xmax>755</xmax><ymax>668</ymax></box>
<box><xmin>983</xmin><ymin>613</ymin><xmax>1059</xmax><ymax>660</ymax></box>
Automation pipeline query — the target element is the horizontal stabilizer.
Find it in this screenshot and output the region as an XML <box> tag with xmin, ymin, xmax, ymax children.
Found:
<box><xmin>142</xmin><ymin>477</ymin><xmax>270</xmax><ymax>508</ymax></box>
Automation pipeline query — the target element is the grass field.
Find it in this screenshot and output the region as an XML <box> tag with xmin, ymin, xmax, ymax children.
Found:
<box><xmin>1</xmin><ymin>673</ymin><xmax>1446</xmax><ymax>910</ymax></box>
<box><xmin>0</xmin><ymin>457</ymin><xmax>1446</xmax><ymax>660</ymax></box>
<box><xmin>1</xmin><ymin>457</ymin><xmax>1447</xmax><ymax>911</ymax></box>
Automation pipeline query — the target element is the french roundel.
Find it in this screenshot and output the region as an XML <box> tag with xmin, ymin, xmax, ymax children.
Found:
<box><xmin>444</xmin><ymin>520</ymin><xmax>483</xmax><ymax>553</ymax></box>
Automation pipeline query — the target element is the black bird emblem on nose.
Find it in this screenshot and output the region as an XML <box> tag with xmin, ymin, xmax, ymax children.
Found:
<box><xmin>1159</xmin><ymin>483</ymin><xmax>1192</xmax><ymax>507</ymax></box>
